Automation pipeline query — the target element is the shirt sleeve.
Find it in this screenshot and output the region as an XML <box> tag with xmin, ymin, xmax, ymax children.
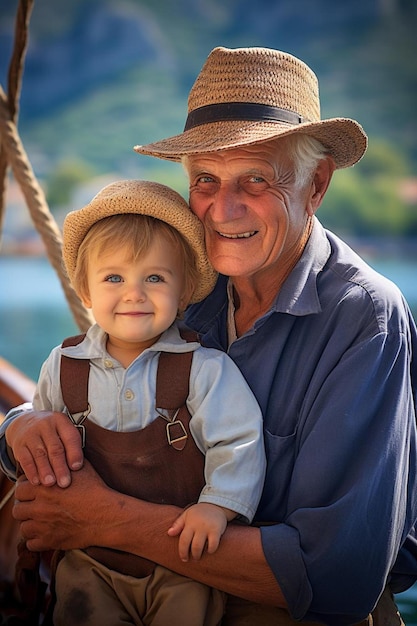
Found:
<box><xmin>0</xmin><ymin>348</ymin><xmax>63</xmax><ymax>480</ymax></box>
<box><xmin>32</xmin><ymin>348</ymin><xmax>65</xmax><ymax>413</ymax></box>
<box><xmin>187</xmin><ymin>348</ymin><xmax>266</xmax><ymax>523</ymax></box>
<box><xmin>0</xmin><ymin>403</ymin><xmax>33</xmax><ymax>479</ymax></box>
<box><xmin>261</xmin><ymin>325</ymin><xmax>417</xmax><ymax>623</ymax></box>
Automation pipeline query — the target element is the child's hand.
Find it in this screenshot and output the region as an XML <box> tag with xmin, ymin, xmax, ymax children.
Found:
<box><xmin>167</xmin><ymin>502</ymin><xmax>235</xmax><ymax>561</ymax></box>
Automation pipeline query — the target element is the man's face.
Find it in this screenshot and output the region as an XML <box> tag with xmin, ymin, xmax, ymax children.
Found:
<box><xmin>186</xmin><ymin>142</ymin><xmax>315</xmax><ymax>280</ymax></box>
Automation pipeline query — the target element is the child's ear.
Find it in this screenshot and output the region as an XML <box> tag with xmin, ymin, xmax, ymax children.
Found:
<box><xmin>80</xmin><ymin>293</ymin><xmax>92</xmax><ymax>309</ymax></box>
<box><xmin>177</xmin><ymin>300</ymin><xmax>188</xmax><ymax>318</ymax></box>
<box><xmin>177</xmin><ymin>292</ymin><xmax>192</xmax><ymax>318</ymax></box>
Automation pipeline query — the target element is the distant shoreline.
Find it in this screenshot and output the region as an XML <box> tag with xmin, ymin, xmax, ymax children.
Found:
<box><xmin>345</xmin><ymin>236</ymin><xmax>417</xmax><ymax>261</ymax></box>
<box><xmin>3</xmin><ymin>234</ymin><xmax>416</xmax><ymax>261</ymax></box>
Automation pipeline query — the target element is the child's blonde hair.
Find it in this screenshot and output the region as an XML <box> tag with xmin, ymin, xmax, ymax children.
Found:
<box><xmin>73</xmin><ymin>213</ymin><xmax>199</xmax><ymax>313</ymax></box>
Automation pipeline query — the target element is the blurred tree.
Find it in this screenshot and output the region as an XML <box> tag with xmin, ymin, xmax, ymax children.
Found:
<box><xmin>357</xmin><ymin>138</ymin><xmax>410</xmax><ymax>179</ymax></box>
<box><xmin>46</xmin><ymin>159</ymin><xmax>96</xmax><ymax>210</ymax></box>
<box><xmin>319</xmin><ymin>139</ymin><xmax>416</xmax><ymax>237</ymax></box>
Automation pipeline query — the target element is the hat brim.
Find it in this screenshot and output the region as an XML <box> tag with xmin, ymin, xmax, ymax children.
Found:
<box><xmin>134</xmin><ymin>117</ymin><xmax>367</xmax><ymax>169</ymax></box>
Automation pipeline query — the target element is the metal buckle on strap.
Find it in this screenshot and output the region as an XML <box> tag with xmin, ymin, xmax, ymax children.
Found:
<box><xmin>156</xmin><ymin>407</ymin><xmax>188</xmax><ymax>450</ymax></box>
<box><xmin>166</xmin><ymin>420</ymin><xmax>188</xmax><ymax>450</ymax></box>
<box><xmin>66</xmin><ymin>405</ymin><xmax>91</xmax><ymax>448</ymax></box>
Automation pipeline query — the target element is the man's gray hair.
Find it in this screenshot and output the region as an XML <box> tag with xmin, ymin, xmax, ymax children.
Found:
<box><xmin>274</xmin><ymin>134</ymin><xmax>329</xmax><ymax>188</ymax></box>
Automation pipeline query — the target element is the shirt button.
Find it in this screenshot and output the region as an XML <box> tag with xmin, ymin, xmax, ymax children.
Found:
<box><xmin>104</xmin><ymin>359</ymin><xmax>114</xmax><ymax>368</ymax></box>
<box><xmin>124</xmin><ymin>389</ymin><xmax>135</xmax><ymax>400</ymax></box>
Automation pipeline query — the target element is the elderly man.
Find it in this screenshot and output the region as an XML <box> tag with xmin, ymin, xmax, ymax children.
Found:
<box><xmin>2</xmin><ymin>46</ymin><xmax>417</xmax><ymax>625</ymax></box>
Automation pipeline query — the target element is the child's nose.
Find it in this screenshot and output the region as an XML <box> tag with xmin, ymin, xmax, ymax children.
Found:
<box><xmin>124</xmin><ymin>282</ymin><xmax>146</xmax><ymax>302</ymax></box>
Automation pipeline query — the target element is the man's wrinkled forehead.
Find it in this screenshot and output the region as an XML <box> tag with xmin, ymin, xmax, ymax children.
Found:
<box><xmin>184</xmin><ymin>141</ymin><xmax>293</xmax><ymax>181</ymax></box>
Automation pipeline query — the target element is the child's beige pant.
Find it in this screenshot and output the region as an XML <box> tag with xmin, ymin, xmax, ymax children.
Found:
<box><xmin>53</xmin><ymin>548</ymin><xmax>404</xmax><ymax>626</ymax></box>
<box><xmin>53</xmin><ymin>548</ymin><xmax>225</xmax><ymax>626</ymax></box>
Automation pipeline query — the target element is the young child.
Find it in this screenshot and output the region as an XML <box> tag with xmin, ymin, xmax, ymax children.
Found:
<box><xmin>31</xmin><ymin>180</ymin><xmax>266</xmax><ymax>626</ymax></box>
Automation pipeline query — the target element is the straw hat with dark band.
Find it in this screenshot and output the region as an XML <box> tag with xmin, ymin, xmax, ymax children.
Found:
<box><xmin>134</xmin><ymin>46</ymin><xmax>368</xmax><ymax>169</ymax></box>
<box><xmin>63</xmin><ymin>180</ymin><xmax>217</xmax><ymax>303</ymax></box>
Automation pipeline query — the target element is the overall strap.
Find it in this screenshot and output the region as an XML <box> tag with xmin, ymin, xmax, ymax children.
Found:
<box><xmin>60</xmin><ymin>334</ymin><xmax>89</xmax><ymax>415</ymax></box>
<box><xmin>60</xmin><ymin>327</ymin><xmax>199</xmax><ymax>417</ymax></box>
<box><xmin>155</xmin><ymin>328</ymin><xmax>198</xmax><ymax>410</ymax></box>
<box><xmin>155</xmin><ymin>328</ymin><xmax>199</xmax><ymax>450</ymax></box>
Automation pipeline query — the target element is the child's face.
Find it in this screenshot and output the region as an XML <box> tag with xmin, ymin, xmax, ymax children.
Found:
<box><xmin>82</xmin><ymin>236</ymin><xmax>188</xmax><ymax>354</ymax></box>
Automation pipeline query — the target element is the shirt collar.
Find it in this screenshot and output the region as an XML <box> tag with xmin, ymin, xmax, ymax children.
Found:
<box><xmin>270</xmin><ymin>218</ymin><xmax>330</xmax><ymax>316</ymax></box>
<box><xmin>60</xmin><ymin>321</ymin><xmax>200</xmax><ymax>360</ymax></box>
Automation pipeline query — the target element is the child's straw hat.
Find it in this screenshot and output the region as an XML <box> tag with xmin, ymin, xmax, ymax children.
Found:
<box><xmin>63</xmin><ymin>180</ymin><xmax>217</xmax><ymax>303</ymax></box>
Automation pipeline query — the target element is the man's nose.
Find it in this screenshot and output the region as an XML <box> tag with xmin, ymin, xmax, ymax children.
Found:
<box><xmin>210</xmin><ymin>185</ymin><xmax>246</xmax><ymax>222</ymax></box>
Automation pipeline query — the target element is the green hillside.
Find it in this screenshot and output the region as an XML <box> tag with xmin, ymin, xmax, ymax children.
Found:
<box><xmin>0</xmin><ymin>0</ymin><xmax>416</xmax><ymax>235</ymax></box>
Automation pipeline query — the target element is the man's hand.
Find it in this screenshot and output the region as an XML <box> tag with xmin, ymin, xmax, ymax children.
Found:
<box><xmin>13</xmin><ymin>459</ymin><xmax>106</xmax><ymax>551</ymax></box>
<box><xmin>13</xmin><ymin>464</ymin><xmax>284</xmax><ymax>607</ymax></box>
<box><xmin>167</xmin><ymin>502</ymin><xmax>235</xmax><ymax>561</ymax></box>
<box><xmin>6</xmin><ymin>410</ymin><xmax>84</xmax><ymax>487</ymax></box>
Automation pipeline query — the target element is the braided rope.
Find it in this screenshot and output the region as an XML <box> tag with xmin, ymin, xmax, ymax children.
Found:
<box><xmin>0</xmin><ymin>0</ymin><xmax>92</xmax><ymax>333</ymax></box>
<box><xmin>0</xmin><ymin>87</ymin><xmax>93</xmax><ymax>331</ymax></box>
<box><xmin>0</xmin><ymin>0</ymin><xmax>34</xmax><ymax>236</ymax></box>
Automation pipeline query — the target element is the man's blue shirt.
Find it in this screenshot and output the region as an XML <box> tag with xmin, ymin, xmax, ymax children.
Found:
<box><xmin>185</xmin><ymin>218</ymin><xmax>417</xmax><ymax>624</ymax></box>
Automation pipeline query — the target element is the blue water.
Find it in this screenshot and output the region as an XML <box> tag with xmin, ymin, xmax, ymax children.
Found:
<box><xmin>0</xmin><ymin>256</ymin><xmax>79</xmax><ymax>380</ymax></box>
<box><xmin>1</xmin><ymin>254</ymin><xmax>416</xmax><ymax>380</ymax></box>
<box><xmin>1</xmin><ymin>253</ymin><xmax>417</xmax><ymax>620</ymax></box>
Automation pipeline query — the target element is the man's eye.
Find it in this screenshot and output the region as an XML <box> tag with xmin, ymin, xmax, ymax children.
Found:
<box><xmin>147</xmin><ymin>274</ymin><xmax>164</xmax><ymax>283</ymax></box>
<box><xmin>243</xmin><ymin>176</ymin><xmax>269</xmax><ymax>192</ymax></box>
<box><xmin>105</xmin><ymin>274</ymin><xmax>122</xmax><ymax>283</ymax></box>
<box><xmin>196</xmin><ymin>175</ymin><xmax>217</xmax><ymax>185</ymax></box>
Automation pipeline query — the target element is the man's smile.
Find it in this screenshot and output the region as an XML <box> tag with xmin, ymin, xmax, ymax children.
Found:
<box><xmin>218</xmin><ymin>230</ymin><xmax>257</xmax><ymax>239</ymax></box>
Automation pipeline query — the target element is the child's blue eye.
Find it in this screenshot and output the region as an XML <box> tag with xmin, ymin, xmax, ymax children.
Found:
<box><xmin>105</xmin><ymin>274</ymin><xmax>122</xmax><ymax>283</ymax></box>
<box><xmin>147</xmin><ymin>274</ymin><xmax>164</xmax><ymax>283</ymax></box>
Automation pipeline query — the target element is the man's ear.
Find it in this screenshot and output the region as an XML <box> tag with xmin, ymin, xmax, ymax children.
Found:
<box><xmin>307</xmin><ymin>156</ymin><xmax>336</xmax><ymax>217</ymax></box>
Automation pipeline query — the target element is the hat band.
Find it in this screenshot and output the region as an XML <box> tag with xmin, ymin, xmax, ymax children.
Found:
<box><xmin>184</xmin><ymin>102</ymin><xmax>306</xmax><ymax>130</ymax></box>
